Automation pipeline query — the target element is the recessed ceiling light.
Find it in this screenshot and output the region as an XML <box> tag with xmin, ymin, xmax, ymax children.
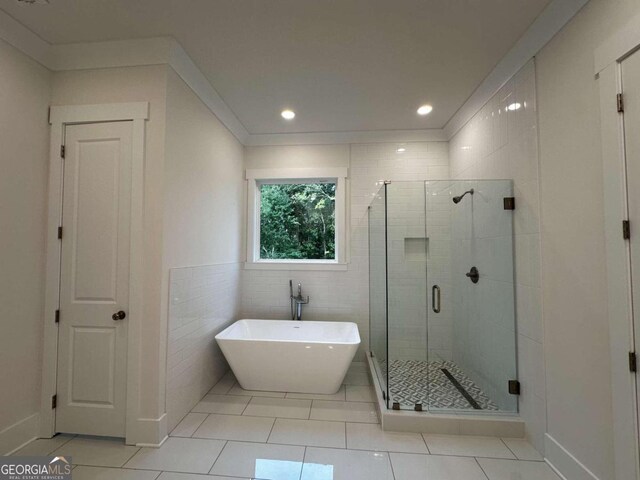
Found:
<box><xmin>396</xmin><ymin>147</ymin><xmax>406</xmax><ymax>153</ymax></box>
<box><xmin>281</xmin><ymin>109</ymin><xmax>296</xmax><ymax>120</ymax></box>
<box><xmin>417</xmin><ymin>104</ymin><xmax>433</xmax><ymax>116</ymax></box>
<box><xmin>507</xmin><ymin>102</ymin><xmax>522</xmax><ymax>111</ymax></box>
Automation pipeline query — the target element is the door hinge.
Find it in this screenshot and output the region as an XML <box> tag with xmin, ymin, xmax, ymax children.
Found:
<box><xmin>623</xmin><ymin>220</ymin><xmax>630</xmax><ymax>240</ymax></box>
<box><xmin>51</xmin><ymin>394</ymin><xmax>57</xmax><ymax>409</ymax></box>
<box><xmin>630</xmin><ymin>352</ymin><xmax>637</xmax><ymax>373</ymax></box>
<box><xmin>60</xmin><ymin>145</ymin><xmax>65</xmax><ymax>159</ymax></box>
<box><xmin>503</xmin><ymin>197</ymin><xmax>516</xmax><ymax>210</ymax></box>
<box><xmin>55</xmin><ymin>309</ymin><xmax>60</xmax><ymax>323</ymax></box>
<box><xmin>508</xmin><ymin>380</ymin><xmax>521</xmax><ymax>395</ymax></box>
<box><xmin>617</xmin><ymin>93</ymin><xmax>624</xmax><ymax>113</ymax></box>
<box><xmin>57</xmin><ymin>226</ymin><xmax>63</xmax><ymax>239</ymax></box>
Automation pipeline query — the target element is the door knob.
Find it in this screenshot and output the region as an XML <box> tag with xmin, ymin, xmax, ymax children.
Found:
<box><xmin>112</xmin><ymin>310</ymin><xmax>126</xmax><ymax>321</ymax></box>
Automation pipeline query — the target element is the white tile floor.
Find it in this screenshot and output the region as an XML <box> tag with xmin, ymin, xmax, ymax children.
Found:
<box><xmin>15</xmin><ymin>367</ymin><xmax>561</xmax><ymax>480</ymax></box>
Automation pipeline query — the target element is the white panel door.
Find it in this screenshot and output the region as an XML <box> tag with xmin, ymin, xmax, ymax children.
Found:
<box><xmin>622</xmin><ymin>49</ymin><xmax>640</xmax><ymax>445</ymax></box>
<box><xmin>56</xmin><ymin>121</ymin><xmax>132</xmax><ymax>437</ymax></box>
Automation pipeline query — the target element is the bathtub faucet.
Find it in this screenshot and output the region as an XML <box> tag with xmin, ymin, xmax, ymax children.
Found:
<box><xmin>289</xmin><ymin>280</ymin><xmax>310</xmax><ymax>320</ymax></box>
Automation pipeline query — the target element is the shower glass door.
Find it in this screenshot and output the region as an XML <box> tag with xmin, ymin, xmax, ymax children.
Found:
<box><xmin>426</xmin><ymin>179</ymin><xmax>517</xmax><ymax>413</ymax></box>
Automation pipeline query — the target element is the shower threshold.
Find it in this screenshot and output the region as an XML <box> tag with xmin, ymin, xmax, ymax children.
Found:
<box><xmin>366</xmin><ymin>355</ymin><xmax>524</xmax><ymax>437</ymax></box>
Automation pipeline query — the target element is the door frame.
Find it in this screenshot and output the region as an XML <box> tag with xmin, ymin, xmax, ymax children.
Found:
<box><xmin>597</xmin><ymin>21</ymin><xmax>640</xmax><ymax>480</ymax></box>
<box><xmin>40</xmin><ymin>102</ymin><xmax>149</xmax><ymax>444</ymax></box>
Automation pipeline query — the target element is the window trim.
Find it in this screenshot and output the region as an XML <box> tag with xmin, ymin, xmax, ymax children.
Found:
<box><xmin>245</xmin><ymin>168</ymin><xmax>348</xmax><ymax>270</ymax></box>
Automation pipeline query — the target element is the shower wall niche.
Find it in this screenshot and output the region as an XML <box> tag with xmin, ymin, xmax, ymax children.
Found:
<box><xmin>369</xmin><ymin>179</ymin><xmax>517</xmax><ymax>414</ymax></box>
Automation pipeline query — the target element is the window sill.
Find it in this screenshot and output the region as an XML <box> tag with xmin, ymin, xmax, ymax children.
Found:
<box><xmin>244</xmin><ymin>261</ymin><xmax>348</xmax><ymax>271</ymax></box>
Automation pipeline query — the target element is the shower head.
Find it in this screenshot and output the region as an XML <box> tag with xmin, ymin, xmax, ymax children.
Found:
<box><xmin>452</xmin><ymin>188</ymin><xmax>474</xmax><ymax>204</ymax></box>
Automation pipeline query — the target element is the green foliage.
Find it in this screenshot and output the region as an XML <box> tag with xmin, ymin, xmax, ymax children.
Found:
<box><xmin>260</xmin><ymin>183</ymin><xmax>336</xmax><ymax>259</ymax></box>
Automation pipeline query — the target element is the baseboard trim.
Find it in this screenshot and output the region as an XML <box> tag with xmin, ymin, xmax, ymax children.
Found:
<box><xmin>136</xmin><ymin>435</ymin><xmax>168</xmax><ymax>448</ymax></box>
<box><xmin>544</xmin><ymin>433</ymin><xmax>602</xmax><ymax>480</ymax></box>
<box><xmin>0</xmin><ymin>413</ymin><xmax>39</xmax><ymax>455</ymax></box>
<box><xmin>126</xmin><ymin>413</ymin><xmax>168</xmax><ymax>446</ymax></box>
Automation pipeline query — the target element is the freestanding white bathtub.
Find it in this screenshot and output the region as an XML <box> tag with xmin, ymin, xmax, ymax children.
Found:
<box><xmin>215</xmin><ymin>319</ymin><xmax>361</xmax><ymax>394</ymax></box>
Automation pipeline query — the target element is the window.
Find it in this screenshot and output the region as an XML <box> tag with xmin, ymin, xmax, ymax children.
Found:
<box><xmin>260</xmin><ymin>182</ymin><xmax>336</xmax><ymax>260</ymax></box>
<box><xmin>246</xmin><ymin>168</ymin><xmax>348</xmax><ymax>270</ymax></box>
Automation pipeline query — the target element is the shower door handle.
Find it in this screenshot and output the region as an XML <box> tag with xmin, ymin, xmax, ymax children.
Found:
<box><xmin>432</xmin><ymin>285</ymin><xmax>441</xmax><ymax>313</ymax></box>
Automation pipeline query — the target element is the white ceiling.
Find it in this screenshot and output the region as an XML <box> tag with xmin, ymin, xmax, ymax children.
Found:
<box><xmin>0</xmin><ymin>0</ymin><xmax>551</xmax><ymax>135</ymax></box>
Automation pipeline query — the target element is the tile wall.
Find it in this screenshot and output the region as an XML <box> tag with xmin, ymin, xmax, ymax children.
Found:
<box><xmin>449</xmin><ymin>59</ymin><xmax>545</xmax><ymax>451</ymax></box>
<box><xmin>166</xmin><ymin>263</ymin><xmax>242</xmax><ymax>431</ymax></box>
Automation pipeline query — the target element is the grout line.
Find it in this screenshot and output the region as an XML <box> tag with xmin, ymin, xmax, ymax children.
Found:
<box><xmin>119</xmin><ymin>445</ymin><xmax>142</xmax><ymax>468</ymax></box>
<box><xmin>474</xmin><ymin>457</ymin><xmax>491</xmax><ymax>480</ymax></box>
<box><xmin>421</xmin><ymin>433</ymin><xmax>431</xmax><ymax>454</ymax></box>
<box><xmin>178</xmin><ymin>412</ymin><xmax>208</xmax><ymax>438</ymax></box>
<box><xmin>388</xmin><ymin>449</ymin><xmax>398</xmax><ymax>480</ymax></box>
<box><xmin>207</xmin><ymin>440</ymin><xmax>228</xmax><ymax>475</ymax></box>
<box><xmin>343</xmin><ymin>421</ymin><xmax>348</xmax><ymax>449</ymax></box>
<box><xmin>45</xmin><ymin>434</ymin><xmax>77</xmax><ymax>455</ymax></box>
<box><xmin>239</xmin><ymin>395</ymin><xmax>253</xmax><ymax>416</ymax></box>
<box><xmin>265</xmin><ymin>417</ymin><xmax>278</xmax><ymax>444</ymax></box>
<box><xmin>298</xmin><ymin>446</ymin><xmax>308</xmax><ymax>480</ymax></box>
<box><xmin>499</xmin><ymin>437</ymin><xmax>519</xmax><ymax>460</ymax></box>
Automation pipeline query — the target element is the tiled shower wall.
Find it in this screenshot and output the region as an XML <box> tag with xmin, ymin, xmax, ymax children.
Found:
<box><xmin>239</xmin><ymin>142</ymin><xmax>450</xmax><ymax>359</ymax></box>
<box><xmin>449</xmin><ymin>59</ymin><xmax>545</xmax><ymax>451</ymax></box>
<box><xmin>166</xmin><ymin>263</ymin><xmax>241</xmax><ymax>431</ymax></box>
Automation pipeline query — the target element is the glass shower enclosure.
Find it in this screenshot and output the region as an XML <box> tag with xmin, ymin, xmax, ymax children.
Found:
<box><xmin>369</xmin><ymin>180</ymin><xmax>518</xmax><ymax>414</ymax></box>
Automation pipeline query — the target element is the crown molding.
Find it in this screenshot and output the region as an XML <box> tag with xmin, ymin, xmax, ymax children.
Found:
<box><xmin>443</xmin><ymin>0</ymin><xmax>590</xmax><ymax>139</ymax></box>
<box><xmin>0</xmin><ymin>12</ymin><xmax>251</xmax><ymax>143</ymax></box>
<box><xmin>246</xmin><ymin>128</ymin><xmax>447</xmax><ymax>146</ymax></box>
<box><xmin>1</xmin><ymin>1</ymin><xmax>589</xmax><ymax>146</ymax></box>
<box><xmin>0</xmin><ymin>9</ymin><xmax>51</xmax><ymax>67</ymax></box>
<box><xmin>50</xmin><ymin>36</ymin><xmax>174</xmax><ymax>71</ymax></box>
<box><xmin>166</xmin><ymin>41</ymin><xmax>250</xmax><ymax>144</ymax></box>
<box><xmin>48</xmin><ymin>36</ymin><xmax>251</xmax><ymax>143</ymax></box>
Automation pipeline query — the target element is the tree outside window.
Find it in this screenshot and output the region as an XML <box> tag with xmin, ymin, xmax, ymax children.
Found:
<box><xmin>259</xmin><ymin>182</ymin><xmax>336</xmax><ymax>260</ymax></box>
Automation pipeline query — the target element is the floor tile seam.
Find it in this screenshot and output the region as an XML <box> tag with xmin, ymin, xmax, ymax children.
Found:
<box><xmin>207</xmin><ymin>440</ymin><xmax>229</xmax><ymax>475</ymax></box>
<box><xmin>474</xmin><ymin>457</ymin><xmax>492</xmax><ymax>480</ymax></box>
<box><xmin>47</xmin><ymin>434</ymin><xmax>77</xmax><ymax>454</ymax></box>
<box><xmin>119</xmin><ymin>445</ymin><xmax>142</xmax><ymax>468</ymax></box>
<box><xmin>264</xmin><ymin>416</ymin><xmax>278</xmax><ymax>443</ymax></box>
<box><xmin>499</xmin><ymin>437</ymin><xmax>520</xmax><ymax>460</ymax></box>
<box><xmin>176</xmin><ymin>412</ymin><xmax>209</xmax><ymax>438</ymax></box>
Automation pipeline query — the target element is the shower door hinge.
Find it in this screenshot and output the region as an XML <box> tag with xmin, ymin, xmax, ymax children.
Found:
<box><xmin>508</xmin><ymin>380</ymin><xmax>521</xmax><ymax>395</ymax></box>
<box><xmin>51</xmin><ymin>394</ymin><xmax>57</xmax><ymax>409</ymax></box>
<box><xmin>503</xmin><ymin>197</ymin><xmax>516</xmax><ymax>210</ymax></box>
<box><xmin>60</xmin><ymin>145</ymin><xmax>65</xmax><ymax>159</ymax></box>
<box><xmin>623</xmin><ymin>220</ymin><xmax>630</xmax><ymax>240</ymax></box>
<box><xmin>392</xmin><ymin>401</ymin><xmax>400</xmax><ymax>410</ymax></box>
<box><xmin>57</xmin><ymin>226</ymin><xmax>63</xmax><ymax>239</ymax></box>
<box><xmin>55</xmin><ymin>309</ymin><xmax>60</xmax><ymax>324</ymax></box>
<box><xmin>617</xmin><ymin>93</ymin><xmax>624</xmax><ymax>113</ymax></box>
<box><xmin>629</xmin><ymin>352</ymin><xmax>637</xmax><ymax>373</ymax></box>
